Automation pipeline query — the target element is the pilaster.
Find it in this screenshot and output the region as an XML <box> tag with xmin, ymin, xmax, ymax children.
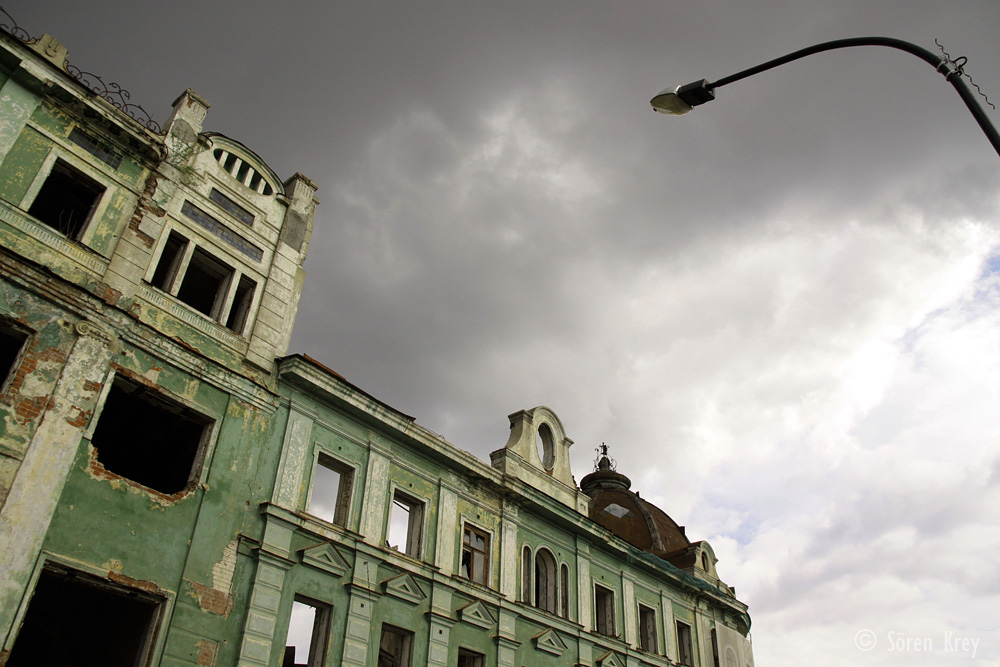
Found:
<box><xmin>0</xmin><ymin>319</ymin><xmax>116</xmax><ymax>646</ymax></box>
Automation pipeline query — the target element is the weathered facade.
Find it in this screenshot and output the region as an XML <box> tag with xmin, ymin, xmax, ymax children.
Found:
<box><xmin>258</xmin><ymin>359</ymin><xmax>754</xmax><ymax>667</ymax></box>
<box><xmin>0</xmin><ymin>24</ymin><xmax>316</xmax><ymax>666</ymax></box>
<box><xmin>0</xmin><ymin>20</ymin><xmax>754</xmax><ymax>667</ymax></box>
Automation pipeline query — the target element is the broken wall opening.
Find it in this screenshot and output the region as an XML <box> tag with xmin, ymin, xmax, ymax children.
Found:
<box><xmin>0</xmin><ymin>319</ymin><xmax>29</xmax><ymax>388</ymax></box>
<box><xmin>91</xmin><ymin>375</ymin><xmax>212</xmax><ymax>495</ymax></box>
<box><xmin>27</xmin><ymin>159</ymin><xmax>105</xmax><ymax>239</ymax></box>
<box><xmin>7</xmin><ymin>564</ymin><xmax>163</xmax><ymax>667</ymax></box>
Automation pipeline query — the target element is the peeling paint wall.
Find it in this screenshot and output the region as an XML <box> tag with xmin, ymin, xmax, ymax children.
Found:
<box><xmin>0</xmin><ymin>26</ymin><xmax>314</xmax><ymax>667</ymax></box>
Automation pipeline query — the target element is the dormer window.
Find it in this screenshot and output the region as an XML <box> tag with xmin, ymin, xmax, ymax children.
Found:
<box><xmin>213</xmin><ymin>148</ymin><xmax>274</xmax><ymax>195</ymax></box>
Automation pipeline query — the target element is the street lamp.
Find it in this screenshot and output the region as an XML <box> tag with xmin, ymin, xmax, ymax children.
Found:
<box><xmin>650</xmin><ymin>36</ymin><xmax>1000</xmax><ymax>157</ymax></box>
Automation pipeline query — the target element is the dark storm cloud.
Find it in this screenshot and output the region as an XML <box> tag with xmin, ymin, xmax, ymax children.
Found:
<box><xmin>9</xmin><ymin>2</ymin><xmax>1000</xmax><ymax>665</ymax></box>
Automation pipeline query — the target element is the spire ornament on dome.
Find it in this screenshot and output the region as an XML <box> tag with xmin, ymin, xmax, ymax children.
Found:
<box><xmin>593</xmin><ymin>442</ymin><xmax>617</xmax><ymax>472</ymax></box>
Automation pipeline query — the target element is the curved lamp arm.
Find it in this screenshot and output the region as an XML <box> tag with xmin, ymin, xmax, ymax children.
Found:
<box><xmin>650</xmin><ymin>37</ymin><xmax>1000</xmax><ymax>157</ymax></box>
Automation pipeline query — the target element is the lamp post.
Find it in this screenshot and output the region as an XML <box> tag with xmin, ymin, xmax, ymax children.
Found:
<box><xmin>650</xmin><ymin>36</ymin><xmax>1000</xmax><ymax>157</ymax></box>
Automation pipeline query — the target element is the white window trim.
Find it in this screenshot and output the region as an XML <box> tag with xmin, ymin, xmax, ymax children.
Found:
<box><xmin>305</xmin><ymin>446</ymin><xmax>355</xmax><ymax>526</ymax></box>
<box><xmin>145</xmin><ymin>223</ymin><xmax>264</xmax><ymax>336</ymax></box>
<box><xmin>385</xmin><ymin>485</ymin><xmax>429</xmax><ymax>560</ymax></box>
<box><xmin>458</xmin><ymin>518</ymin><xmax>493</xmax><ymax>587</ymax></box>
<box><xmin>21</xmin><ymin>150</ymin><xmax>112</xmax><ymax>246</ymax></box>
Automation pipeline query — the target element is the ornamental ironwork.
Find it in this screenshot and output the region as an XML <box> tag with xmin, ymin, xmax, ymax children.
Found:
<box><xmin>0</xmin><ymin>6</ymin><xmax>162</xmax><ymax>132</ymax></box>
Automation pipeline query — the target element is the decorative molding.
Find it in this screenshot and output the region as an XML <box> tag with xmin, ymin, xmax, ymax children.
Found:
<box><xmin>137</xmin><ymin>284</ymin><xmax>249</xmax><ymax>351</ymax></box>
<box><xmin>595</xmin><ymin>650</ymin><xmax>626</xmax><ymax>667</ymax></box>
<box><xmin>382</xmin><ymin>572</ymin><xmax>426</xmax><ymax>605</ymax></box>
<box><xmin>532</xmin><ymin>628</ymin><xmax>568</xmax><ymax>656</ymax></box>
<box><xmin>299</xmin><ymin>541</ymin><xmax>349</xmax><ymax>577</ymax></box>
<box><xmin>75</xmin><ymin>319</ymin><xmax>118</xmax><ymax>348</ymax></box>
<box><xmin>458</xmin><ymin>600</ymin><xmax>496</xmax><ymax>630</ymax></box>
<box><xmin>0</xmin><ymin>201</ymin><xmax>108</xmax><ymax>275</ymax></box>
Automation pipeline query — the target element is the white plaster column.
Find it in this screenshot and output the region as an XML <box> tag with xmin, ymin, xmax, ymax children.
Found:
<box><xmin>0</xmin><ymin>321</ymin><xmax>116</xmax><ymax>645</ymax></box>
<box><xmin>499</xmin><ymin>501</ymin><xmax>519</xmax><ymax>598</ymax></box>
<box><xmin>495</xmin><ymin>608</ymin><xmax>521</xmax><ymax>667</ymax></box>
<box><xmin>426</xmin><ymin>584</ymin><xmax>456</xmax><ymax>667</ymax></box>
<box><xmin>622</xmin><ymin>576</ymin><xmax>637</xmax><ymax>648</ymax></box>
<box><xmin>660</xmin><ymin>591</ymin><xmax>676</xmax><ymax>663</ymax></box>
<box><xmin>340</xmin><ymin>553</ymin><xmax>382</xmax><ymax>667</ymax></box>
<box><xmin>576</xmin><ymin>537</ymin><xmax>592</xmax><ymax>631</ymax></box>
<box><xmin>234</xmin><ymin>548</ymin><xmax>294</xmax><ymax>667</ymax></box>
<box><xmin>358</xmin><ymin>436</ymin><xmax>390</xmax><ymax>545</ymax></box>
<box><xmin>272</xmin><ymin>403</ymin><xmax>314</xmax><ymax>509</ymax></box>
<box><xmin>434</xmin><ymin>482</ymin><xmax>458</xmax><ymax>575</ymax></box>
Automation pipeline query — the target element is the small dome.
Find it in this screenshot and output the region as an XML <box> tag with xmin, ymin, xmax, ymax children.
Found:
<box><xmin>580</xmin><ymin>455</ymin><xmax>689</xmax><ymax>556</ymax></box>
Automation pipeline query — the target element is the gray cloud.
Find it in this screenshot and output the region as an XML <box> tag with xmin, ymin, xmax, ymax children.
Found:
<box><xmin>11</xmin><ymin>1</ymin><xmax>1000</xmax><ymax>664</ymax></box>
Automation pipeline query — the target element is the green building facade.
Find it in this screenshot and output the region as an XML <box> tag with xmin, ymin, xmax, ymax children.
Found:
<box><xmin>0</xmin><ymin>20</ymin><xmax>753</xmax><ymax>667</ymax></box>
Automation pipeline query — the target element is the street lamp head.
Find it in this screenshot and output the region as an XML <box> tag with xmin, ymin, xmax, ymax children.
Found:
<box><xmin>650</xmin><ymin>79</ymin><xmax>715</xmax><ymax>115</ymax></box>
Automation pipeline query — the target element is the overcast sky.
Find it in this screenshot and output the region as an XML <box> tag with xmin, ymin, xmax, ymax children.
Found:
<box><xmin>11</xmin><ymin>1</ymin><xmax>1000</xmax><ymax>665</ymax></box>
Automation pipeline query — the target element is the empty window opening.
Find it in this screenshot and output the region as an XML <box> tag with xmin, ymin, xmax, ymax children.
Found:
<box><xmin>27</xmin><ymin>159</ymin><xmax>104</xmax><ymax>239</ymax></box>
<box><xmin>378</xmin><ymin>624</ymin><xmax>413</xmax><ymax>667</ymax></box>
<box><xmin>457</xmin><ymin>648</ymin><xmax>484</xmax><ymax>667</ymax></box>
<box><xmin>536</xmin><ymin>423</ymin><xmax>554</xmax><ymax>470</ymax></box>
<box><xmin>676</xmin><ymin>621</ymin><xmax>693</xmax><ymax>667</ymax></box>
<box><xmin>282</xmin><ymin>597</ymin><xmax>330</xmax><ymax>667</ymax></box>
<box><xmin>560</xmin><ymin>563</ymin><xmax>570</xmax><ymax>618</ymax></box>
<box><xmin>521</xmin><ymin>545</ymin><xmax>532</xmax><ymax>603</ymax></box>
<box><xmin>711</xmin><ymin>628</ymin><xmax>721</xmax><ymax>667</ymax></box>
<box><xmin>7</xmin><ymin>565</ymin><xmax>162</xmax><ymax>667</ymax></box>
<box><xmin>221</xmin><ymin>151</ymin><xmax>238</xmax><ymax>172</ymax></box>
<box><xmin>702</xmin><ymin>552</ymin><xmax>711</xmax><ymax>573</ymax></box>
<box><xmin>176</xmin><ymin>247</ymin><xmax>233</xmax><ymax>318</ymax></box>
<box><xmin>639</xmin><ymin>604</ymin><xmax>658</xmax><ymax>653</ymax></box>
<box><xmin>224</xmin><ymin>274</ymin><xmax>257</xmax><ymax>335</ymax></box>
<box><xmin>461</xmin><ymin>524</ymin><xmax>489</xmax><ymax>585</ymax></box>
<box><xmin>307</xmin><ymin>455</ymin><xmax>353</xmax><ymax>526</ymax></box>
<box><xmin>534</xmin><ymin>548</ymin><xmax>557</xmax><ymax>614</ymax></box>
<box><xmin>91</xmin><ymin>376</ymin><xmax>212</xmax><ymax>495</ymax></box>
<box><xmin>151</xmin><ymin>231</ymin><xmax>188</xmax><ymax>291</ymax></box>
<box><xmin>594</xmin><ymin>584</ymin><xmax>615</xmax><ymax>638</ymax></box>
<box><xmin>0</xmin><ymin>320</ymin><xmax>29</xmax><ymax>389</ymax></box>
<box><xmin>387</xmin><ymin>491</ymin><xmax>423</xmax><ymax>558</ymax></box>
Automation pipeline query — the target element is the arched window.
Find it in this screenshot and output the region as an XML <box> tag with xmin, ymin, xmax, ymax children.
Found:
<box><xmin>534</xmin><ymin>548</ymin><xmax>557</xmax><ymax>613</ymax></box>
<box><xmin>702</xmin><ymin>552</ymin><xmax>710</xmax><ymax>572</ymax></box>
<box><xmin>560</xmin><ymin>563</ymin><xmax>569</xmax><ymax>618</ymax></box>
<box><xmin>521</xmin><ymin>546</ymin><xmax>532</xmax><ymax>603</ymax></box>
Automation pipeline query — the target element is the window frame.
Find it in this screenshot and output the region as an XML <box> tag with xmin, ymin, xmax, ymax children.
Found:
<box><xmin>534</xmin><ymin>548</ymin><xmax>558</xmax><ymax>614</ymax></box>
<box><xmin>593</xmin><ymin>583</ymin><xmax>616</xmax><ymax>638</ymax></box>
<box><xmin>460</xmin><ymin>523</ymin><xmax>491</xmax><ymax>586</ymax></box>
<box><xmin>283</xmin><ymin>595</ymin><xmax>331</xmax><ymax>667</ymax></box>
<box><xmin>146</xmin><ymin>225</ymin><xmax>260</xmax><ymax>336</ymax></box>
<box><xmin>7</xmin><ymin>562</ymin><xmax>165</xmax><ymax>667</ymax></box>
<box><xmin>676</xmin><ymin>620</ymin><xmax>694</xmax><ymax>667</ymax></box>
<box><xmin>305</xmin><ymin>450</ymin><xmax>354</xmax><ymax>527</ymax></box>
<box><xmin>457</xmin><ymin>647</ymin><xmax>484</xmax><ymax>667</ymax></box>
<box><xmin>86</xmin><ymin>369</ymin><xmax>219</xmax><ymax>495</ymax></box>
<box><xmin>638</xmin><ymin>603</ymin><xmax>658</xmax><ymax>654</ymax></box>
<box><xmin>377</xmin><ymin>624</ymin><xmax>413</xmax><ymax>667</ymax></box>
<box><xmin>386</xmin><ymin>489</ymin><xmax>425</xmax><ymax>559</ymax></box>
<box><xmin>24</xmin><ymin>155</ymin><xmax>108</xmax><ymax>243</ymax></box>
